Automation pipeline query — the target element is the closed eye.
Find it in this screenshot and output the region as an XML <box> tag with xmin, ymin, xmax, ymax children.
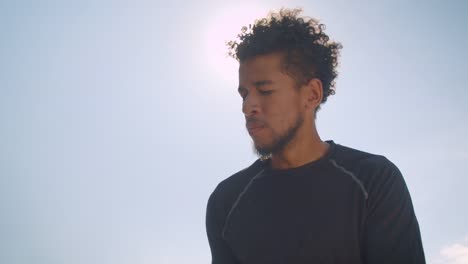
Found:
<box><xmin>238</xmin><ymin>87</ymin><xmax>248</xmax><ymax>100</ymax></box>
<box><xmin>259</xmin><ymin>90</ymin><xmax>273</xmax><ymax>96</ymax></box>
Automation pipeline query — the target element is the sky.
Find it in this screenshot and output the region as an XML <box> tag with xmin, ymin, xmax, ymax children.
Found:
<box><xmin>1</xmin><ymin>0</ymin><xmax>467</xmax><ymax>263</ymax></box>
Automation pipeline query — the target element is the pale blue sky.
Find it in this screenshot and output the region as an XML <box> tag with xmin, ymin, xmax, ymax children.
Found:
<box><xmin>1</xmin><ymin>0</ymin><xmax>467</xmax><ymax>263</ymax></box>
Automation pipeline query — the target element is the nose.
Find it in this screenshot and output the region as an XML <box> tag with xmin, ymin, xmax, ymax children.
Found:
<box><xmin>242</xmin><ymin>94</ymin><xmax>260</xmax><ymax>117</ymax></box>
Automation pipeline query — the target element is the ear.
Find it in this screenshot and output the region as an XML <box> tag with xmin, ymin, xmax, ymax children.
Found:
<box><xmin>302</xmin><ymin>78</ymin><xmax>323</xmax><ymax>111</ymax></box>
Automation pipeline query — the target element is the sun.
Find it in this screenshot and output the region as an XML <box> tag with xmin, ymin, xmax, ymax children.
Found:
<box><xmin>203</xmin><ymin>4</ymin><xmax>269</xmax><ymax>83</ymax></box>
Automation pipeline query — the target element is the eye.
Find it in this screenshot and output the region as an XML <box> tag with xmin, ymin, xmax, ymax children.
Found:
<box><xmin>259</xmin><ymin>90</ymin><xmax>273</xmax><ymax>96</ymax></box>
<box><xmin>239</xmin><ymin>92</ymin><xmax>247</xmax><ymax>101</ymax></box>
<box><xmin>237</xmin><ymin>88</ymin><xmax>247</xmax><ymax>100</ymax></box>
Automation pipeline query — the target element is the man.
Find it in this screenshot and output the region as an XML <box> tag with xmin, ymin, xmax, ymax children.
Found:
<box><xmin>206</xmin><ymin>8</ymin><xmax>425</xmax><ymax>264</ymax></box>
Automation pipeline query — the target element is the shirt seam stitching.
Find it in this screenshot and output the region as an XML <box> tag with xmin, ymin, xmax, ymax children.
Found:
<box><xmin>329</xmin><ymin>158</ymin><xmax>369</xmax><ymax>200</ymax></box>
<box><xmin>221</xmin><ymin>168</ymin><xmax>265</xmax><ymax>240</ymax></box>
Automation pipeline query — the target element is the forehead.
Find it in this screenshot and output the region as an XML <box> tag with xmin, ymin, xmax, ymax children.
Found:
<box><xmin>239</xmin><ymin>52</ymin><xmax>284</xmax><ymax>80</ymax></box>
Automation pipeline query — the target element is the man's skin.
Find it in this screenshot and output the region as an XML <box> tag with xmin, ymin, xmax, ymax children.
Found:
<box><xmin>238</xmin><ymin>51</ymin><xmax>330</xmax><ymax>167</ymax></box>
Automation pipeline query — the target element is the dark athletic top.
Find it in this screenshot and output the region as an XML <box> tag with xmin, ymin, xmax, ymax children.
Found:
<box><xmin>206</xmin><ymin>140</ymin><xmax>425</xmax><ymax>264</ymax></box>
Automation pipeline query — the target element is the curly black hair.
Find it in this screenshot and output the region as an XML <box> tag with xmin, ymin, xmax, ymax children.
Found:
<box><xmin>227</xmin><ymin>8</ymin><xmax>342</xmax><ymax>111</ymax></box>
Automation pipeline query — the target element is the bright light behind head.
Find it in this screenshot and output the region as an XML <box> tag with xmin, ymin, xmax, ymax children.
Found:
<box><xmin>203</xmin><ymin>4</ymin><xmax>268</xmax><ymax>84</ymax></box>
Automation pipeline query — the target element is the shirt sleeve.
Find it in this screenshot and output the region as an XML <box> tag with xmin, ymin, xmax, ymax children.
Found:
<box><xmin>206</xmin><ymin>189</ymin><xmax>239</xmax><ymax>264</ymax></box>
<box><xmin>362</xmin><ymin>159</ymin><xmax>426</xmax><ymax>264</ymax></box>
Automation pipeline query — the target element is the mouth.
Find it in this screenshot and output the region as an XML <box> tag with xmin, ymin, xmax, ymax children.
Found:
<box><xmin>247</xmin><ymin>125</ymin><xmax>265</xmax><ymax>136</ymax></box>
<box><xmin>246</xmin><ymin>118</ymin><xmax>266</xmax><ymax>137</ymax></box>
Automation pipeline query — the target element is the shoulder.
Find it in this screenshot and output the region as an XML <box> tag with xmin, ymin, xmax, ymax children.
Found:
<box><xmin>329</xmin><ymin>143</ymin><xmax>405</xmax><ymax>195</ymax></box>
<box><xmin>330</xmin><ymin>142</ymin><xmax>400</xmax><ymax>178</ymax></box>
<box><xmin>208</xmin><ymin>159</ymin><xmax>265</xmax><ymax>210</ymax></box>
<box><xmin>330</xmin><ymin>143</ymin><xmax>412</xmax><ymax>212</ymax></box>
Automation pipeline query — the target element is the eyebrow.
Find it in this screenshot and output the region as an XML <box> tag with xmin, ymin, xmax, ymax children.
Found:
<box><xmin>238</xmin><ymin>80</ymin><xmax>274</xmax><ymax>93</ymax></box>
<box><xmin>253</xmin><ymin>80</ymin><xmax>273</xmax><ymax>86</ymax></box>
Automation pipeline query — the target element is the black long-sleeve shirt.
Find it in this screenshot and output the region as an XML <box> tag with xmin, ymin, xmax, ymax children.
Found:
<box><xmin>206</xmin><ymin>140</ymin><xmax>425</xmax><ymax>264</ymax></box>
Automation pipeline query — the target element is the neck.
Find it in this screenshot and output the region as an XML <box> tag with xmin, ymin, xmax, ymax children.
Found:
<box><xmin>269</xmin><ymin>122</ymin><xmax>329</xmax><ymax>170</ymax></box>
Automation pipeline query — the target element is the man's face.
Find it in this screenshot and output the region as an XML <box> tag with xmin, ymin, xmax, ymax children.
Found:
<box><xmin>238</xmin><ymin>52</ymin><xmax>306</xmax><ymax>156</ymax></box>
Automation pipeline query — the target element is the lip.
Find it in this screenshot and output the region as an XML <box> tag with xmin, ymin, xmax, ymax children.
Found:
<box><xmin>247</xmin><ymin>126</ymin><xmax>264</xmax><ymax>136</ymax></box>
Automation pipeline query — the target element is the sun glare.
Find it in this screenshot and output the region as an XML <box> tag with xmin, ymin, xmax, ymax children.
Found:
<box><xmin>204</xmin><ymin>4</ymin><xmax>268</xmax><ymax>84</ymax></box>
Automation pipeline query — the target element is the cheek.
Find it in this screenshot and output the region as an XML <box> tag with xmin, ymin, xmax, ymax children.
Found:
<box><xmin>264</xmin><ymin>97</ymin><xmax>301</xmax><ymax>121</ymax></box>
<box><xmin>264</xmin><ymin>106</ymin><xmax>297</xmax><ymax>133</ymax></box>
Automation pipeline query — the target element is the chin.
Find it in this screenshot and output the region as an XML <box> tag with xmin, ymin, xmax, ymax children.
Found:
<box><xmin>253</xmin><ymin>142</ymin><xmax>274</xmax><ymax>156</ymax></box>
